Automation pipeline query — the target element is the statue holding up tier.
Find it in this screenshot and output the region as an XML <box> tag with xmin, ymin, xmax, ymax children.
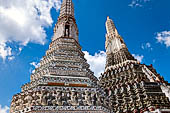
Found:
<box><xmin>46</xmin><ymin>92</ymin><xmax>55</xmax><ymax>106</ymax></box>
<box><xmin>24</xmin><ymin>93</ymin><xmax>33</xmax><ymax>107</ymax></box>
<box><xmin>56</xmin><ymin>90</ymin><xmax>62</xmax><ymax>105</ymax></box>
<box><xmin>41</xmin><ymin>91</ymin><xmax>47</xmax><ymax>106</ymax></box>
<box><xmin>70</xmin><ymin>91</ymin><xmax>79</xmax><ymax>106</ymax></box>
<box><xmin>85</xmin><ymin>91</ymin><xmax>92</xmax><ymax>106</ymax></box>
<box><xmin>92</xmin><ymin>93</ymin><xmax>97</xmax><ymax>105</ymax></box>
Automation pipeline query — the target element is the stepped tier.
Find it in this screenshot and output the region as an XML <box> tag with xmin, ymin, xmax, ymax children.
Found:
<box><xmin>10</xmin><ymin>36</ymin><xmax>111</xmax><ymax>113</ymax></box>
<box><xmin>11</xmin><ymin>85</ymin><xmax>111</xmax><ymax>113</ymax></box>
<box><xmin>10</xmin><ymin>0</ymin><xmax>111</xmax><ymax>112</ymax></box>
<box><xmin>99</xmin><ymin>17</ymin><xmax>170</xmax><ymax>113</ymax></box>
<box><xmin>30</xmin><ymin>37</ymin><xmax>97</xmax><ymax>83</ymax></box>
<box><xmin>10</xmin><ymin>1</ymin><xmax>170</xmax><ymax>113</ymax></box>
<box><xmin>100</xmin><ymin>63</ymin><xmax>170</xmax><ymax>112</ymax></box>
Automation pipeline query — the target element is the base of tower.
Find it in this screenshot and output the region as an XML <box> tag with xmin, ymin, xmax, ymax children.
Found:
<box><xmin>12</xmin><ymin>106</ymin><xmax>112</xmax><ymax>113</ymax></box>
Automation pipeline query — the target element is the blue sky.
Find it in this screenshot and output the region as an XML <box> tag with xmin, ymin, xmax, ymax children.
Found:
<box><xmin>0</xmin><ymin>0</ymin><xmax>170</xmax><ymax>112</ymax></box>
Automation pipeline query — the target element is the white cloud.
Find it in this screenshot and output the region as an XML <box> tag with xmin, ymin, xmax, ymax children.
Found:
<box><xmin>83</xmin><ymin>51</ymin><xmax>106</xmax><ymax>78</ymax></box>
<box><xmin>141</xmin><ymin>42</ymin><xmax>153</xmax><ymax>50</ymax></box>
<box><xmin>156</xmin><ymin>31</ymin><xmax>170</xmax><ymax>47</ymax></box>
<box><xmin>129</xmin><ymin>0</ymin><xmax>150</xmax><ymax>7</ymax></box>
<box><xmin>146</xmin><ymin>42</ymin><xmax>151</xmax><ymax>48</ymax></box>
<box><xmin>8</xmin><ymin>56</ymin><xmax>15</xmax><ymax>61</ymax></box>
<box><xmin>0</xmin><ymin>0</ymin><xmax>61</xmax><ymax>60</ymax></box>
<box><xmin>30</xmin><ymin>61</ymin><xmax>40</xmax><ymax>73</ymax></box>
<box><xmin>132</xmin><ymin>54</ymin><xmax>144</xmax><ymax>62</ymax></box>
<box><xmin>0</xmin><ymin>105</ymin><xmax>9</xmax><ymax>113</ymax></box>
<box><xmin>30</xmin><ymin>62</ymin><xmax>40</xmax><ymax>68</ymax></box>
<box><xmin>0</xmin><ymin>43</ymin><xmax>12</xmax><ymax>61</ymax></box>
<box><xmin>19</xmin><ymin>47</ymin><xmax>22</xmax><ymax>52</ymax></box>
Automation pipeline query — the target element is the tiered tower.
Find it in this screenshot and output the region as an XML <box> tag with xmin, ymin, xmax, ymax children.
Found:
<box><xmin>10</xmin><ymin>1</ymin><xmax>170</xmax><ymax>113</ymax></box>
<box><xmin>99</xmin><ymin>17</ymin><xmax>170</xmax><ymax>113</ymax></box>
<box><xmin>10</xmin><ymin>0</ymin><xmax>110</xmax><ymax>113</ymax></box>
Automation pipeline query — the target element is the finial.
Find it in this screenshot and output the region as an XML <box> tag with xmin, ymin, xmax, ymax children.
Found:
<box><xmin>107</xmin><ymin>16</ymin><xmax>110</xmax><ymax>20</ymax></box>
<box><xmin>59</xmin><ymin>0</ymin><xmax>74</xmax><ymax>18</ymax></box>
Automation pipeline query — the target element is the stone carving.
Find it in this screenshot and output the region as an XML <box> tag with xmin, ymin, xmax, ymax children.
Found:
<box><xmin>25</xmin><ymin>93</ymin><xmax>33</xmax><ymax>107</ymax></box>
<box><xmin>85</xmin><ymin>91</ymin><xmax>92</xmax><ymax>106</ymax></box>
<box><xmin>41</xmin><ymin>91</ymin><xmax>48</xmax><ymax>106</ymax></box>
<box><xmin>92</xmin><ymin>93</ymin><xmax>97</xmax><ymax>105</ymax></box>
<box><xmin>46</xmin><ymin>92</ymin><xmax>55</xmax><ymax>106</ymax></box>
<box><xmin>70</xmin><ymin>91</ymin><xmax>79</xmax><ymax>105</ymax></box>
<box><xmin>56</xmin><ymin>90</ymin><xmax>62</xmax><ymax>106</ymax></box>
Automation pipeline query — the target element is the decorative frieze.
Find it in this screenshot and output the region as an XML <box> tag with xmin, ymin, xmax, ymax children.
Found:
<box><xmin>13</xmin><ymin>106</ymin><xmax>111</xmax><ymax>113</ymax></box>
<box><xmin>11</xmin><ymin>85</ymin><xmax>108</xmax><ymax>113</ymax></box>
<box><xmin>22</xmin><ymin>75</ymin><xmax>94</xmax><ymax>91</ymax></box>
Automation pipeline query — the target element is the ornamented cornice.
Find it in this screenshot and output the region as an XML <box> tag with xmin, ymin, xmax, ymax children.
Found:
<box><xmin>22</xmin><ymin>75</ymin><xmax>94</xmax><ymax>91</ymax></box>
<box><xmin>13</xmin><ymin>106</ymin><xmax>111</xmax><ymax>113</ymax></box>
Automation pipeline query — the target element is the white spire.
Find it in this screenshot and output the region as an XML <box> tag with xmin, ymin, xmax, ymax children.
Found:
<box><xmin>106</xmin><ymin>16</ymin><xmax>116</xmax><ymax>36</ymax></box>
<box><xmin>105</xmin><ymin>16</ymin><xmax>125</xmax><ymax>54</ymax></box>
<box><xmin>105</xmin><ymin>17</ymin><xmax>136</xmax><ymax>68</ymax></box>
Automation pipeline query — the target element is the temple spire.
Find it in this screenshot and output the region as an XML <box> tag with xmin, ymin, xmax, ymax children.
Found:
<box><xmin>59</xmin><ymin>0</ymin><xmax>75</xmax><ymax>18</ymax></box>
<box><xmin>105</xmin><ymin>17</ymin><xmax>136</xmax><ymax>68</ymax></box>
<box><xmin>52</xmin><ymin>0</ymin><xmax>79</xmax><ymax>42</ymax></box>
<box><xmin>106</xmin><ymin>16</ymin><xmax>118</xmax><ymax>37</ymax></box>
<box><xmin>105</xmin><ymin>16</ymin><xmax>126</xmax><ymax>54</ymax></box>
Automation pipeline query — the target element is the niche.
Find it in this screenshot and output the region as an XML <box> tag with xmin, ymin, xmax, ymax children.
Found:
<box><xmin>65</xmin><ymin>25</ymin><xmax>70</xmax><ymax>37</ymax></box>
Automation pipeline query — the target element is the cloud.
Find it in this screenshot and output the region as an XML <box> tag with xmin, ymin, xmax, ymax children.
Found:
<box><xmin>0</xmin><ymin>0</ymin><xmax>61</xmax><ymax>60</ymax></box>
<box><xmin>8</xmin><ymin>56</ymin><xmax>15</xmax><ymax>61</ymax></box>
<box><xmin>129</xmin><ymin>0</ymin><xmax>151</xmax><ymax>7</ymax></box>
<box><xmin>0</xmin><ymin>105</ymin><xmax>9</xmax><ymax>113</ymax></box>
<box><xmin>156</xmin><ymin>31</ymin><xmax>170</xmax><ymax>47</ymax></box>
<box><xmin>153</xmin><ymin>59</ymin><xmax>156</xmax><ymax>63</ymax></box>
<box><xmin>19</xmin><ymin>47</ymin><xmax>22</xmax><ymax>52</ymax></box>
<box><xmin>30</xmin><ymin>62</ymin><xmax>40</xmax><ymax>68</ymax></box>
<box><xmin>30</xmin><ymin>61</ymin><xmax>40</xmax><ymax>73</ymax></box>
<box><xmin>83</xmin><ymin>51</ymin><xmax>106</xmax><ymax>78</ymax></box>
<box><xmin>0</xmin><ymin>43</ymin><xmax>12</xmax><ymax>61</ymax></box>
<box><xmin>132</xmin><ymin>54</ymin><xmax>144</xmax><ymax>62</ymax></box>
<box><xmin>146</xmin><ymin>42</ymin><xmax>151</xmax><ymax>48</ymax></box>
<box><xmin>141</xmin><ymin>42</ymin><xmax>153</xmax><ymax>50</ymax></box>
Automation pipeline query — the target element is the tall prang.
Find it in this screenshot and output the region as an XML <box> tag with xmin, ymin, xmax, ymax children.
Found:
<box><xmin>10</xmin><ymin>0</ymin><xmax>111</xmax><ymax>113</ymax></box>
<box><xmin>99</xmin><ymin>17</ymin><xmax>170</xmax><ymax>113</ymax></box>
<box><xmin>105</xmin><ymin>16</ymin><xmax>136</xmax><ymax>68</ymax></box>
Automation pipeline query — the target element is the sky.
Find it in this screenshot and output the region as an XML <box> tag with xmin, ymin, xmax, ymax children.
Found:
<box><xmin>0</xmin><ymin>0</ymin><xmax>170</xmax><ymax>112</ymax></box>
